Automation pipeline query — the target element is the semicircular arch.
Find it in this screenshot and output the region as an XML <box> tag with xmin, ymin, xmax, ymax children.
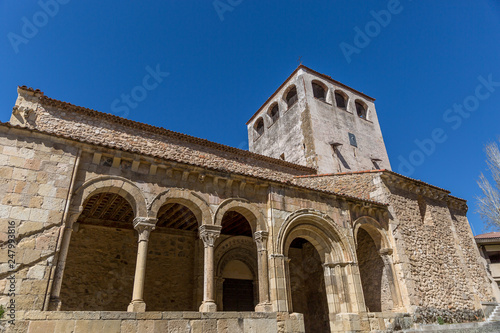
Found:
<box><xmin>71</xmin><ymin>176</ymin><xmax>148</xmax><ymax>219</ymax></box>
<box><xmin>353</xmin><ymin>216</ymin><xmax>390</xmax><ymax>250</ymax></box>
<box><xmin>214</xmin><ymin>198</ymin><xmax>267</xmax><ymax>233</ymax></box>
<box><xmin>277</xmin><ymin>209</ymin><xmax>354</xmax><ymax>263</ymax></box>
<box><xmin>148</xmin><ymin>188</ymin><xmax>212</xmax><ymax>226</ymax></box>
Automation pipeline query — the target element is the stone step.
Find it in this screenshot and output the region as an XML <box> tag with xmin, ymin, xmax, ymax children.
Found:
<box><xmin>487</xmin><ymin>304</ymin><xmax>500</xmax><ymax>322</ymax></box>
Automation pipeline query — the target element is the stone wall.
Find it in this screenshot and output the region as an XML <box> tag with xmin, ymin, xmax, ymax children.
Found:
<box><xmin>0</xmin><ymin>125</ymin><xmax>78</xmax><ymax>313</ymax></box>
<box><xmin>144</xmin><ymin>229</ymin><xmax>198</xmax><ymax>311</ymax></box>
<box><xmin>5</xmin><ymin>311</ymin><xmax>305</xmax><ymax>333</ymax></box>
<box><xmin>292</xmin><ymin>172</ymin><xmax>381</xmax><ymax>201</ymax></box>
<box><xmin>385</xmin><ymin>183</ymin><xmax>492</xmax><ymax>323</ymax></box>
<box><xmin>60</xmin><ymin>224</ymin><xmax>200</xmax><ymax>312</ymax></box>
<box><xmin>450</xmin><ymin>210</ymin><xmax>494</xmax><ymax>306</ymax></box>
<box><xmin>60</xmin><ymin>224</ymin><xmax>137</xmax><ymax>311</ymax></box>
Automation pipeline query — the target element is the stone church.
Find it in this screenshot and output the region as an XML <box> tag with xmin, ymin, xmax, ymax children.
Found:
<box><xmin>0</xmin><ymin>65</ymin><xmax>498</xmax><ymax>332</ymax></box>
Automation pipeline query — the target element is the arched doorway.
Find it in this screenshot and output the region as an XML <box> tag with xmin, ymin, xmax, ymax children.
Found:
<box><xmin>144</xmin><ymin>202</ymin><xmax>199</xmax><ymax>311</ymax></box>
<box><xmin>356</xmin><ymin>227</ymin><xmax>393</xmax><ymax>312</ymax></box>
<box><xmin>216</xmin><ymin>211</ymin><xmax>258</xmax><ymax>311</ymax></box>
<box><xmin>60</xmin><ymin>192</ymin><xmax>136</xmax><ymax>310</ymax></box>
<box><xmin>288</xmin><ymin>237</ymin><xmax>330</xmax><ymax>333</ymax></box>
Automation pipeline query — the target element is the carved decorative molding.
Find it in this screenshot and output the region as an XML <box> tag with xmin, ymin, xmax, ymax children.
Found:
<box><xmin>199</xmin><ymin>224</ymin><xmax>222</xmax><ymax>247</ymax></box>
<box><xmin>254</xmin><ymin>231</ymin><xmax>269</xmax><ymax>252</ymax></box>
<box><xmin>133</xmin><ymin>217</ymin><xmax>157</xmax><ymax>242</ymax></box>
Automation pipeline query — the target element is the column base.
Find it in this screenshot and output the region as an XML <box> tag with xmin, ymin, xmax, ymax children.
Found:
<box><xmin>255</xmin><ymin>302</ymin><xmax>273</xmax><ymax>312</ymax></box>
<box><xmin>47</xmin><ymin>297</ymin><xmax>62</xmax><ymax>311</ymax></box>
<box><xmin>199</xmin><ymin>301</ymin><xmax>217</xmax><ymax>312</ymax></box>
<box><xmin>127</xmin><ymin>300</ymin><xmax>146</xmax><ymax>312</ymax></box>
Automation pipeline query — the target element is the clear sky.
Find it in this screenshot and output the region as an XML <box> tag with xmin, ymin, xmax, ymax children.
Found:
<box><xmin>1</xmin><ymin>1</ymin><xmax>499</xmax><ymax>235</ymax></box>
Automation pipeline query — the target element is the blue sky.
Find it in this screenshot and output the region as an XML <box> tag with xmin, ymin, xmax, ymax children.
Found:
<box><xmin>1</xmin><ymin>1</ymin><xmax>499</xmax><ymax>234</ymax></box>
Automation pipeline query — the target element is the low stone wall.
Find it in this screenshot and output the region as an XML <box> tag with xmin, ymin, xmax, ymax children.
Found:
<box><xmin>3</xmin><ymin>311</ymin><xmax>305</xmax><ymax>333</ymax></box>
<box><xmin>403</xmin><ymin>321</ymin><xmax>500</xmax><ymax>332</ymax></box>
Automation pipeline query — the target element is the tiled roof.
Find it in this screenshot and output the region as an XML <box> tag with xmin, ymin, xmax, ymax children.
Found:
<box><xmin>294</xmin><ymin>169</ymin><xmax>461</xmax><ymax>198</ymax></box>
<box><xmin>475</xmin><ymin>232</ymin><xmax>500</xmax><ymax>239</ymax></box>
<box><xmin>1</xmin><ymin>122</ymin><xmax>387</xmax><ymax>208</ymax></box>
<box><xmin>18</xmin><ymin>86</ymin><xmax>315</xmax><ymax>174</ymax></box>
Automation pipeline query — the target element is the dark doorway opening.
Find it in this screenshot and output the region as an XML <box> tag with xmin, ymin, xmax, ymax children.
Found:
<box><xmin>288</xmin><ymin>238</ymin><xmax>330</xmax><ymax>333</ymax></box>
<box><xmin>223</xmin><ymin>278</ymin><xmax>254</xmax><ymax>311</ymax></box>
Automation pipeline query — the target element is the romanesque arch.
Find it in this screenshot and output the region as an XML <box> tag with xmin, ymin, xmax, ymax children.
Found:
<box><xmin>276</xmin><ymin>209</ymin><xmax>359</xmax><ymax>332</ymax></box>
<box><xmin>353</xmin><ymin>216</ymin><xmax>401</xmax><ymax>312</ymax></box>
<box><xmin>148</xmin><ymin>188</ymin><xmax>212</xmax><ymax>225</ymax></box>
<box><xmin>277</xmin><ymin>209</ymin><xmax>353</xmax><ymax>262</ymax></box>
<box><xmin>71</xmin><ymin>175</ymin><xmax>148</xmax><ymax>220</ymax></box>
<box><xmin>214</xmin><ymin>198</ymin><xmax>267</xmax><ymax>233</ymax></box>
<box><xmin>212</xmin><ymin>200</ymin><xmax>268</xmax><ymax>311</ymax></box>
<box><xmin>277</xmin><ymin>209</ymin><xmax>354</xmax><ymax>333</ymax></box>
<box><xmin>215</xmin><ymin>237</ymin><xmax>259</xmax><ymax>311</ymax></box>
<box><xmin>61</xmin><ymin>183</ymin><xmax>141</xmax><ymax>311</ymax></box>
<box><xmin>353</xmin><ymin>216</ymin><xmax>390</xmax><ymax>251</ymax></box>
<box><xmin>144</xmin><ymin>188</ymin><xmax>212</xmax><ymax>311</ymax></box>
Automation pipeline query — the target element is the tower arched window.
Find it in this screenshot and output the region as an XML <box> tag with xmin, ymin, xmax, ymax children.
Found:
<box><xmin>285</xmin><ymin>86</ymin><xmax>298</xmax><ymax>109</ymax></box>
<box><xmin>355</xmin><ymin>101</ymin><xmax>367</xmax><ymax>119</ymax></box>
<box><xmin>268</xmin><ymin>103</ymin><xmax>279</xmax><ymax>124</ymax></box>
<box><xmin>312</xmin><ymin>81</ymin><xmax>326</xmax><ymax>102</ymax></box>
<box><xmin>335</xmin><ymin>91</ymin><xmax>347</xmax><ymax>110</ymax></box>
<box><xmin>254</xmin><ymin>118</ymin><xmax>265</xmax><ymax>137</ymax></box>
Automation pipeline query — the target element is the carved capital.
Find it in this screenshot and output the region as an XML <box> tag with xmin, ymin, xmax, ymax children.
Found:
<box><xmin>254</xmin><ymin>231</ymin><xmax>269</xmax><ymax>252</ymax></box>
<box><xmin>324</xmin><ymin>261</ymin><xmax>356</xmax><ymax>268</ymax></box>
<box><xmin>379</xmin><ymin>247</ymin><xmax>393</xmax><ymax>256</ymax></box>
<box><xmin>133</xmin><ymin>217</ymin><xmax>157</xmax><ymax>242</ymax></box>
<box><xmin>199</xmin><ymin>225</ymin><xmax>221</xmax><ymax>247</ymax></box>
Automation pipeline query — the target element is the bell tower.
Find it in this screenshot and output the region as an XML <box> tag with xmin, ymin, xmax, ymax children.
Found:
<box><xmin>247</xmin><ymin>65</ymin><xmax>391</xmax><ymax>173</ymax></box>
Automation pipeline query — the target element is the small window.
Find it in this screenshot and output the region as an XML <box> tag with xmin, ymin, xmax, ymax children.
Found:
<box><xmin>285</xmin><ymin>86</ymin><xmax>298</xmax><ymax>108</ymax></box>
<box><xmin>355</xmin><ymin>101</ymin><xmax>367</xmax><ymax>119</ymax></box>
<box><xmin>268</xmin><ymin>104</ymin><xmax>279</xmax><ymax>124</ymax></box>
<box><xmin>335</xmin><ymin>91</ymin><xmax>347</xmax><ymax>109</ymax></box>
<box><xmin>348</xmin><ymin>133</ymin><xmax>357</xmax><ymax>147</ymax></box>
<box><xmin>254</xmin><ymin>118</ymin><xmax>264</xmax><ymax>137</ymax></box>
<box><xmin>312</xmin><ymin>82</ymin><xmax>326</xmax><ymax>101</ymax></box>
<box><xmin>371</xmin><ymin>159</ymin><xmax>381</xmax><ymax>170</ymax></box>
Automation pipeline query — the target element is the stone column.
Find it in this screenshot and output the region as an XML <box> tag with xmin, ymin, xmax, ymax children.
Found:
<box><xmin>254</xmin><ymin>231</ymin><xmax>272</xmax><ymax>312</ymax></box>
<box><xmin>127</xmin><ymin>217</ymin><xmax>156</xmax><ymax>312</ymax></box>
<box><xmin>199</xmin><ymin>224</ymin><xmax>221</xmax><ymax>312</ymax></box>
<box><xmin>380</xmin><ymin>248</ymin><xmax>402</xmax><ymax>309</ymax></box>
<box><xmin>48</xmin><ymin>215</ymin><xmax>78</xmax><ymax>310</ymax></box>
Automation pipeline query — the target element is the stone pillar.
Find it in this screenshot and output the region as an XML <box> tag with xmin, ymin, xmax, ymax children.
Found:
<box><xmin>254</xmin><ymin>231</ymin><xmax>272</xmax><ymax>312</ymax></box>
<box><xmin>48</xmin><ymin>215</ymin><xmax>78</xmax><ymax>310</ymax></box>
<box><xmin>333</xmin><ymin>263</ymin><xmax>351</xmax><ymax>313</ymax></box>
<box><xmin>323</xmin><ymin>263</ymin><xmax>341</xmax><ymax>314</ymax></box>
<box><xmin>127</xmin><ymin>217</ymin><xmax>156</xmax><ymax>312</ymax></box>
<box><xmin>269</xmin><ymin>254</ymin><xmax>288</xmax><ymax>312</ymax></box>
<box><xmin>199</xmin><ymin>224</ymin><xmax>221</xmax><ymax>312</ymax></box>
<box><xmin>380</xmin><ymin>248</ymin><xmax>402</xmax><ymax>309</ymax></box>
